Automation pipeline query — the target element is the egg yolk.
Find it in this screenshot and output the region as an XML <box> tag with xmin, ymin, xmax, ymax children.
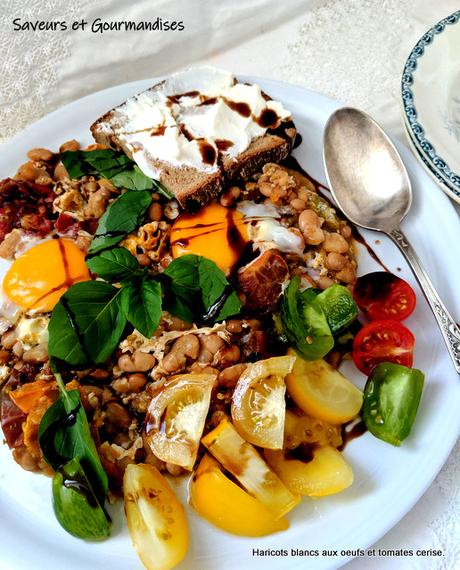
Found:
<box><xmin>3</xmin><ymin>239</ymin><xmax>91</xmax><ymax>312</ymax></box>
<box><xmin>170</xmin><ymin>203</ymin><xmax>250</xmax><ymax>274</ymax></box>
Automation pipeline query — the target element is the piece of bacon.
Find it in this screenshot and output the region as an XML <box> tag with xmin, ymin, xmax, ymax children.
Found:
<box><xmin>0</xmin><ymin>377</ymin><xmax>27</xmax><ymax>449</ymax></box>
<box><xmin>0</xmin><ymin>178</ymin><xmax>56</xmax><ymax>242</ymax></box>
<box><xmin>55</xmin><ymin>213</ymin><xmax>99</xmax><ymax>236</ymax></box>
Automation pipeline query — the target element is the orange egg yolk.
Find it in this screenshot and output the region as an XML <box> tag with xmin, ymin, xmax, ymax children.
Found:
<box><xmin>3</xmin><ymin>239</ymin><xmax>91</xmax><ymax>312</ymax></box>
<box><xmin>170</xmin><ymin>203</ymin><xmax>250</xmax><ymax>274</ymax></box>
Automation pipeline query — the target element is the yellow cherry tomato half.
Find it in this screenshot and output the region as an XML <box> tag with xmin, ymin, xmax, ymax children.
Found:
<box><xmin>189</xmin><ymin>454</ymin><xmax>289</xmax><ymax>537</ymax></box>
<box><xmin>201</xmin><ymin>418</ymin><xmax>300</xmax><ymax>519</ymax></box>
<box><xmin>284</xmin><ymin>409</ymin><xmax>343</xmax><ymax>450</ymax></box>
<box><xmin>144</xmin><ymin>373</ymin><xmax>215</xmax><ymax>470</ymax></box>
<box><xmin>231</xmin><ymin>355</ymin><xmax>295</xmax><ymax>449</ymax></box>
<box><xmin>123</xmin><ymin>463</ymin><xmax>189</xmax><ymax>570</ymax></box>
<box><xmin>265</xmin><ymin>446</ymin><xmax>353</xmax><ymax>497</ymax></box>
<box><xmin>285</xmin><ymin>351</ymin><xmax>363</xmax><ymax>424</ymax></box>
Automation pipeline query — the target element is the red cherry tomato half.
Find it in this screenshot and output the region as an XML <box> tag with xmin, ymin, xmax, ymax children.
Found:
<box><xmin>352</xmin><ymin>319</ymin><xmax>415</xmax><ymax>375</ymax></box>
<box><xmin>353</xmin><ymin>272</ymin><xmax>416</xmax><ymax>321</ymax></box>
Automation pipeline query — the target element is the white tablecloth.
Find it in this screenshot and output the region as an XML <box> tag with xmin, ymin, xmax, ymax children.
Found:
<box><xmin>0</xmin><ymin>1</ymin><xmax>459</xmax><ymax>568</ymax></box>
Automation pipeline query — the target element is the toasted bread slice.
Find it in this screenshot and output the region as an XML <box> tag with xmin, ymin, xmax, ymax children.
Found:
<box><xmin>91</xmin><ymin>68</ymin><xmax>296</xmax><ymax>210</ymax></box>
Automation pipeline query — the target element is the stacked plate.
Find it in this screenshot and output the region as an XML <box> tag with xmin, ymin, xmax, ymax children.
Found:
<box><xmin>401</xmin><ymin>10</ymin><xmax>460</xmax><ymax>204</ymax></box>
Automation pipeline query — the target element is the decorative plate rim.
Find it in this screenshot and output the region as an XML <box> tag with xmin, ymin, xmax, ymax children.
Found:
<box><xmin>401</xmin><ymin>9</ymin><xmax>460</xmax><ymax>199</ymax></box>
<box><xmin>403</xmin><ymin>121</ymin><xmax>460</xmax><ymax>199</ymax></box>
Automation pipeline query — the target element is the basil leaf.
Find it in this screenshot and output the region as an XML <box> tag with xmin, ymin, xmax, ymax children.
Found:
<box><xmin>110</xmin><ymin>165</ymin><xmax>154</xmax><ymax>192</ymax></box>
<box><xmin>47</xmin><ymin>301</ymin><xmax>90</xmax><ymax>366</ymax></box>
<box><xmin>151</xmin><ymin>179</ymin><xmax>174</xmax><ymax>199</ymax></box>
<box><xmin>38</xmin><ymin>389</ymin><xmax>108</xmax><ymax>502</ymax></box>
<box><xmin>48</xmin><ymin>281</ymin><xmax>127</xmax><ymax>366</ymax></box>
<box><xmin>198</xmin><ymin>258</ymin><xmax>241</xmax><ymax>321</ymax></box>
<box><xmin>163</xmin><ymin>254</ymin><xmax>241</xmax><ymax>323</ymax></box>
<box><xmin>163</xmin><ymin>292</ymin><xmax>194</xmax><ymax>323</ymax></box>
<box><xmin>60</xmin><ymin>151</ymin><xmax>87</xmax><ymax>178</ymax></box>
<box><xmin>89</xmin><ymin>190</ymin><xmax>152</xmax><ymax>254</ymax></box>
<box><xmin>121</xmin><ymin>278</ymin><xmax>162</xmax><ymax>338</ymax></box>
<box><xmin>81</xmin><ymin>149</ymin><xmax>132</xmax><ymax>178</ymax></box>
<box><xmin>61</xmin><ymin>149</ymin><xmax>173</xmax><ymax>198</ymax></box>
<box><xmin>86</xmin><ymin>247</ymin><xmax>140</xmax><ymax>282</ymax></box>
<box><xmin>53</xmin><ymin>457</ymin><xmax>110</xmax><ymax>540</ymax></box>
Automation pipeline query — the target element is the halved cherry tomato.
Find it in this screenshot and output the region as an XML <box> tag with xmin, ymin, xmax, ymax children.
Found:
<box><xmin>124</xmin><ymin>463</ymin><xmax>189</xmax><ymax>570</ymax></box>
<box><xmin>189</xmin><ymin>454</ymin><xmax>289</xmax><ymax>537</ymax></box>
<box><xmin>144</xmin><ymin>374</ymin><xmax>215</xmax><ymax>470</ymax></box>
<box><xmin>352</xmin><ymin>319</ymin><xmax>415</xmax><ymax>375</ymax></box>
<box><xmin>285</xmin><ymin>351</ymin><xmax>363</xmax><ymax>424</ymax></box>
<box><xmin>353</xmin><ymin>272</ymin><xmax>416</xmax><ymax>321</ymax></box>
<box><xmin>231</xmin><ymin>355</ymin><xmax>295</xmax><ymax>449</ymax></box>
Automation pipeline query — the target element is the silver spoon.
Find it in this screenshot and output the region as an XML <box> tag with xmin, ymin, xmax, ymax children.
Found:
<box><xmin>323</xmin><ymin>107</ymin><xmax>460</xmax><ymax>374</ymax></box>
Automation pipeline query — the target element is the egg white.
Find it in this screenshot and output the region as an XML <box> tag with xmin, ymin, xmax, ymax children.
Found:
<box><xmin>237</xmin><ymin>200</ymin><xmax>305</xmax><ymax>256</ymax></box>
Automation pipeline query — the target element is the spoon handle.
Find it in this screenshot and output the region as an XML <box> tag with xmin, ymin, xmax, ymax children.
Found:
<box><xmin>389</xmin><ymin>228</ymin><xmax>460</xmax><ymax>374</ymax></box>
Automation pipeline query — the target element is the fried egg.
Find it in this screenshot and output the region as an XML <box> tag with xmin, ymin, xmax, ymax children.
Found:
<box><xmin>1</xmin><ymin>238</ymin><xmax>90</xmax><ymax>314</ymax></box>
<box><xmin>170</xmin><ymin>201</ymin><xmax>304</xmax><ymax>274</ymax></box>
<box><xmin>170</xmin><ymin>203</ymin><xmax>250</xmax><ymax>274</ymax></box>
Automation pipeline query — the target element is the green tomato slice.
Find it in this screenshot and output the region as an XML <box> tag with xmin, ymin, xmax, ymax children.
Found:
<box><xmin>280</xmin><ymin>277</ymin><xmax>333</xmax><ymax>360</ymax></box>
<box><xmin>315</xmin><ymin>284</ymin><xmax>358</xmax><ymax>335</ymax></box>
<box><xmin>362</xmin><ymin>362</ymin><xmax>424</xmax><ymax>446</ymax></box>
<box><xmin>52</xmin><ymin>457</ymin><xmax>111</xmax><ymax>540</ymax></box>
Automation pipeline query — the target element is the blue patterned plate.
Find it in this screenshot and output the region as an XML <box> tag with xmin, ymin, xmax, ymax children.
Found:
<box><xmin>402</xmin><ymin>10</ymin><xmax>460</xmax><ymax>203</ymax></box>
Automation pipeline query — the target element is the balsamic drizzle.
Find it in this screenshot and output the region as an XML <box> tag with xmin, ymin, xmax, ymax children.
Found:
<box><xmin>60</xmin><ymin>297</ymin><xmax>92</xmax><ymax>363</ymax></box>
<box><xmin>63</xmin><ymin>473</ymin><xmax>98</xmax><ymax>508</ymax></box>
<box><xmin>338</xmin><ymin>419</ymin><xmax>368</xmax><ymax>451</ymax></box>
<box><xmin>201</xmin><ymin>284</ymin><xmax>234</xmax><ymax>324</ymax></box>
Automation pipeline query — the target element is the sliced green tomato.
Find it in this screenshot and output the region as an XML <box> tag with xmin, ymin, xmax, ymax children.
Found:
<box><xmin>265</xmin><ymin>446</ymin><xmax>353</xmax><ymax>497</ymax></box>
<box><xmin>315</xmin><ymin>284</ymin><xmax>358</xmax><ymax>335</ymax></box>
<box><xmin>201</xmin><ymin>418</ymin><xmax>300</xmax><ymax>519</ymax></box>
<box><xmin>280</xmin><ymin>277</ymin><xmax>333</xmax><ymax>361</ymax></box>
<box><xmin>189</xmin><ymin>454</ymin><xmax>289</xmax><ymax>537</ymax></box>
<box><xmin>52</xmin><ymin>457</ymin><xmax>110</xmax><ymax>540</ymax></box>
<box><xmin>124</xmin><ymin>464</ymin><xmax>189</xmax><ymax>570</ymax></box>
<box><xmin>231</xmin><ymin>356</ymin><xmax>295</xmax><ymax>449</ymax></box>
<box><xmin>362</xmin><ymin>362</ymin><xmax>424</xmax><ymax>446</ymax></box>
<box><xmin>145</xmin><ymin>374</ymin><xmax>215</xmax><ymax>470</ymax></box>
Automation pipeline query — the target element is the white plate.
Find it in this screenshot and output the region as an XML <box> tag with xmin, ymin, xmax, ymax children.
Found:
<box><xmin>1</xmin><ymin>78</ymin><xmax>460</xmax><ymax>570</ymax></box>
<box><xmin>402</xmin><ymin>10</ymin><xmax>460</xmax><ymax>203</ymax></box>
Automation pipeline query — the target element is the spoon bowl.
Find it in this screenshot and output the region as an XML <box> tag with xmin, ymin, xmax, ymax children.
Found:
<box><xmin>323</xmin><ymin>107</ymin><xmax>460</xmax><ymax>374</ymax></box>
<box><xmin>323</xmin><ymin>107</ymin><xmax>411</xmax><ymax>233</ymax></box>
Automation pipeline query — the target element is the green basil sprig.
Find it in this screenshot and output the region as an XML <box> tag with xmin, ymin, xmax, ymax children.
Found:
<box><xmin>38</xmin><ymin>364</ymin><xmax>110</xmax><ymax>539</ymax></box>
<box><xmin>88</xmin><ymin>190</ymin><xmax>152</xmax><ymax>254</ymax></box>
<box><xmin>88</xmin><ymin>246</ymin><xmax>163</xmax><ymax>339</ymax></box>
<box><xmin>163</xmin><ymin>254</ymin><xmax>242</xmax><ymax>323</ymax></box>
<box><xmin>48</xmin><ymin>250</ymin><xmax>241</xmax><ymax>368</ymax></box>
<box><xmin>61</xmin><ymin>148</ymin><xmax>173</xmax><ymax>198</ymax></box>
